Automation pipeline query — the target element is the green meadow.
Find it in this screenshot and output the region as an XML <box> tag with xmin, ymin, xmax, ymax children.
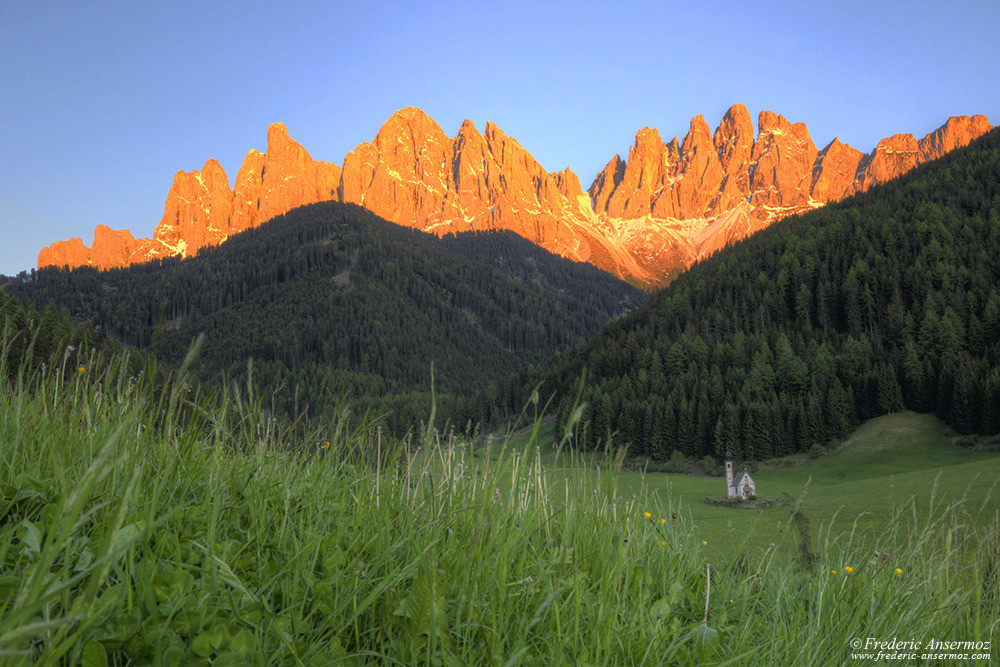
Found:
<box><xmin>619</xmin><ymin>413</ymin><xmax>1000</xmax><ymax>560</ymax></box>
<box><xmin>501</xmin><ymin>412</ymin><xmax>1000</xmax><ymax>564</ymax></box>
<box><xmin>1</xmin><ymin>333</ymin><xmax>998</xmax><ymax>664</ymax></box>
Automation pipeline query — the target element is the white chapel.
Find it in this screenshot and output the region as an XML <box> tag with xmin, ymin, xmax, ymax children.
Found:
<box><xmin>725</xmin><ymin>450</ymin><xmax>756</xmax><ymax>499</ymax></box>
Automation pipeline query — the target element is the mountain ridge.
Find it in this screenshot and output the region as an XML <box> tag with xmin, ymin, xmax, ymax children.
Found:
<box><xmin>37</xmin><ymin>107</ymin><xmax>992</xmax><ymax>284</ymax></box>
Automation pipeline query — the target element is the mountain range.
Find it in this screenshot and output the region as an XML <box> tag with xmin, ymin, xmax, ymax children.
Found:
<box><xmin>37</xmin><ymin>106</ymin><xmax>992</xmax><ymax>285</ymax></box>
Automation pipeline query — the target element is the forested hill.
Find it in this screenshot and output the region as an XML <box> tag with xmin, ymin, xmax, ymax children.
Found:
<box><xmin>5</xmin><ymin>202</ymin><xmax>643</xmax><ymax>426</ymax></box>
<box><xmin>0</xmin><ymin>292</ymin><xmax>123</xmax><ymax>381</ymax></box>
<box><xmin>489</xmin><ymin>128</ymin><xmax>1000</xmax><ymax>462</ymax></box>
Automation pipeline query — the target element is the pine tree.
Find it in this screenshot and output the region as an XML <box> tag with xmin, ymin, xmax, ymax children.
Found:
<box><xmin>982</xmin><ymin>369</ymin><xmax>1000</xmax><ymax>436</ymax></box>
<box><xmin>826</xmin><ymin>379</ymin><xmax>854</xmax><ymax>441</ymax></box>
<box><xmin>902</xmin><ymin>341</ymin><xmax>927</xmax><ymax>411</ymax></box>
<box><xmin>876</xmin><ymin>362</ymin><xmax>904</xmax><ymax>415</ymax></box>
<box><xmin>804</xmin><ymin>390</ymin><xmax>824</xmax><ymax>446</ymax></box>
<box><xmin>951</xmin><ymin>358</ymin><xmax>980</xmax><ymax>434</ymax></box>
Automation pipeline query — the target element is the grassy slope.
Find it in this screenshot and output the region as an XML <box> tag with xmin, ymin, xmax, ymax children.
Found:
<box><xmin>507</xmin><ymin>412</ymin><xmax>1000</xmax><ymax>561</ymax></box>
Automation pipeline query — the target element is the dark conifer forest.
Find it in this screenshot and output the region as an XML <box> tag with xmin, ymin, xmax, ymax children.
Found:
<box><xmin>5</xmin><ymin>203</ymin><xmax>642</xmax><ymax>432</ymax></box>
<box><xmin>483</xmin><ymin>129</ymin><xmax>1000</xmax><ymax>460</ymax></box>
<box><xmin>0</xmin><ymin>292</ymin><xmax>121</xmax><ymax>380</ymax></box>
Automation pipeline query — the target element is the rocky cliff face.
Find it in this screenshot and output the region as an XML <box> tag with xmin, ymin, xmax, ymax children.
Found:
<box><xmin>38</xmin><ymin>108</ymin><xmax>993</xmax><ymax>284</ymax></box>
<box><xmin>39</xmin><ymin>123</ymin><xmax>339</xmax><ymax>271</ymax></box>
<box><xmin>335</xmin><ymin>107</ymin><xmax>646</xmax><ymax>279</ymax></box>
<box><xmin>232</xmin><ymin>123</ymin><xmax>342</xmax><ymax>232</ymax></box>
<box><xmin>37</xmin><ymin>237</ymin><xmax>91</xmax><ymax>271</ymax></box>
<box><xmin>810</xmin><ymin>138</ymin><xmax>864</xmax><ymax>203</ymax></box>
<box><xmin>585</xmin><ymin>107</ymin><xmax>992</xmax><ymax>278</ymax></box>
<box><xmin>151</xmin><ymin>158</ymin><xmax>233</xmax><ymax>259</ymax></box>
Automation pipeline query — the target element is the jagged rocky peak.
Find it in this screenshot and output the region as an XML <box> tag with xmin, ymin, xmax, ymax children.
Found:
<box><xmin>257</xmin><ymin>122</ymin><xmax>341</xmax><ymax>224</ymax></box>
<box><xmin>555</xmin><ymin>167</ymin><xmax>583</xmax><ymax>200</ymax></box>
<box><xmin>857</xmin><ymin>133</ymin><xmax>923</xmax><ymax>191</ymax></box>
<box><xmin>918</xmin><ymin>114</ymin><xmax>992</xmax><ymax>161</ymax></box>
<box><xmin>39</xmin><ymin>123</ymin><xmax>339</xmax><ymax>270</ymax></box>
<box><xmin>713</xmin><ymin>104</ymin><xmax>755</xmax><ymax>198</ymax></box>
<box><xmin>588</xmin><ymin>153</ymin><xmax>627</xmax><ymax>213</ymax></box>
<box><xmin>681</xmin><ymin>114</ymin><xmax>714</xmax><ymax>153</ymax></box>
<box><xmin>154</xmin><ymin>158</ymin><xmax>234</xmax><ymax>257</ymax></box>
<box><xmin>668</xmin><ymin>114</ymin><xmax>727</xmax><ymax>218</ymax></box>
<box><xmin>810</xmin><ymin>138</ymin><xmax>864</xmax><ymax>203</ymax></box>
<box><xmin>35</xmin><ymin>106</ymin><xmax>993</xmax><ymax>286</ymax></box>
<box><xmin>341</xmin><ymin>106</ymin><xmax>454</xmax><ymax>225</ymax></box>
<box><xmin>37</xmin><ymin>237</ymin><xmax>90</xmax><ymax>271</ymax></box>
<box><xmin>91</xmin><ymin>224</ymin><xmax>138</xmax><ymax>269</ymax></box>
<box><xmin>714</xmin><ymin>104</ymin><xmax>755</xmax><ymax>168</ymax></box>
<box><xmin>602</xmin><ymin>126</ymin><xmax>674</xmax><ymax>219</ymax></box>
<box><xmin>749</xmin><ymin>110</ymin><xmax>819</xmax><ymax>210</ymax></box>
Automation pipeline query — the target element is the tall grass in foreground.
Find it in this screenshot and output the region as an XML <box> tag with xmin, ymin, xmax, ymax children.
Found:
<box><xmin>0</xmin><ymin>331</ymin><xmax>998</xmax><ymax>665</ymax></box>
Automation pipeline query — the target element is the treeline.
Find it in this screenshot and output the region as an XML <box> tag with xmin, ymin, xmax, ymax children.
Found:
<box><xmin>0</xmin><ymin>293</ymin><xmax>123</xmax><ymax>381</ymax></box>
<box><xmin>484</xmin><ymin>129</ymin><xmax>1000</xmax><ymax>460</ymax></box>
<box><xmin>7</xmin><ymin>202</ymin><xmax>642</xmax><ymax>429</ymax></box>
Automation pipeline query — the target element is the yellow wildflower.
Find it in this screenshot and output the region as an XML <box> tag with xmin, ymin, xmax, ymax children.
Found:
<box><xmin>895</xmin><ymin>568</ymin><xmax>902</xmax><ymax>575</ymax></box>
<box><xmin>660</xmin><ymin>518</ymin><xmax>666</xmax><ymax>524</ymax></box>
<box><xmin>77</xmin><ymin>366</ymin><xmax>85</xmax><ymax>374</ymax></box>
<box><xmin>845</xmin><ymin>566</ymin><xmax>853</xmax><ymax>574</ymax></box>
<box><xmin>644</xmin><ymin>512</ymin><xmax>651</xmax><ymax>519</ymax></box>
<box><xmin>661</xmin><ymin>541</ymin><xmax>666</xmax><ymax>546</ymax></box>
<box><xmin>322</xmin><ymin>441</ymin><xmax>331</xmax><ymax>449</ymax></box>
<box><xmin>702</xmin><ymin>541</ymin><xmax>708</xmax><ymax>546</ymax></box>
<box><xmin>831</xmin><ymin>570</ymin><xmax>838</xmax><ymax>575</ymax></box>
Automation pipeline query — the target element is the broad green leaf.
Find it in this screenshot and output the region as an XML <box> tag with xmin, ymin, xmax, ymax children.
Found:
<box><xmin>162</xmin><ymin>645</ymin><xmax>188</xmax><ymax>665</ymax></box>
<box><xmin>193</xmin><ymin>632</ymin><xmax>214</xmax><ymax>658</ymax></box>
<box><xmin>240</xmin><ymin>601</ymin><xmax>265</xmax><ymax>624</ymax></box>
<box><xmin>693</xmin><ymin>624</ymin><xmax>718</xmax><ymax>647</ymax></box>
<box><xmin>19</xmin><ymin>519</ymin><xmax>41</xmax><ymax>556</ymax></box>
<box><xmin>393</xmin><ymin>564</ymin><xmax>448</xmax><ymax>643</ymax></box>
<box><xmin>73</xmin><ymin>547</ymin><xmax>94</xmax><ymax>573</ymax></box>
<box><xmin>212</xmin><ymin>625</ymin><xmax>230</xmax><ymax>650</ymax></box>
<box><xmin>0</xmin><ymin>575</ymin><xmax>21</xmax><ymax>593</ymax></box>
<box><xmin>230</xmin><ymin>629</ymin><xmax>253</xmax><ymax>656</ymax></box>
<box><xmin>668</xmin><ymin>581</ymin><xmax>684</xmax><ymax>606</ymax></box>
<box><xmin>81</xmin><ymin>640</ymin><xmax>108</xmax><ymax>667</ymax></box>
<box><xmin>211</xmin><ymin>651</ymin><xmax>247</xmax><ymax>667</ymax></box>
<box><xmin>648</xmin><ymin>596</ymin><xmax>671</xmax><ymax>624</ymax></box>
<box><xmin>109</xmin><ymin>521</ymin><xmax>146</xmax><ymax>560</ymax></box>
<box><xmin>693</xmin><ymin>624</ymin><xmax>719</xmax><ymax>662</ymax></box>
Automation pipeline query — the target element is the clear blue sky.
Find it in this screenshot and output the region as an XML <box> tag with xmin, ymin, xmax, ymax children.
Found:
<box><xmin>2</xmin><ymin>0</ymin><xmax>997</xmax><ymax>275</ymax></box>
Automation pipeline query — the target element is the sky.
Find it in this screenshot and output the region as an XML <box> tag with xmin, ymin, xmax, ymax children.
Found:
<box><xmin>1</xmin><ymin>0</ymin><xmax>997</xmax><ymax>275</ymax></box>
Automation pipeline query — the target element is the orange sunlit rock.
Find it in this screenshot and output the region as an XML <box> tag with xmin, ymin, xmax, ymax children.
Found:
<box><xmin>749</xmin><ymin>110</ymin><xmax>819</xmax><ymax>214</ymax></box>
<box><xmin>36</xmin><ymin>108</ymin><xmax>993</xmax><ymax>284</ymax></box>
<box><xmin>38</xmin><ymin>237</ymin><xmax>90</xmax><ymax>270</ymax></box>
<box><xmin>810</xmin><ymin>138</ymin><xmax>864</xmax><ymax>203</ymax></box>
<box><xmin>917</xmin><ymin>115</ymin><xmax>992</xmax><ymax>162</ymax></box>
<box><xmin>91</xmin><ymin>225</ymin><xmax>138</xmax><ymax>269</ymax></box>
<box><xmin>148</xmin><ymin>158</ymin><xmax>234</xmax><ymax>260</ymax></box>
<box><xmin>40</xmin><ymin>124</ymin><xmax>341</xmax><ymax>271</ymax></box>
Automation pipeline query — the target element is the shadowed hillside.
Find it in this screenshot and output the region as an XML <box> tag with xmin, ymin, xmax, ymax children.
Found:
<box><xmin>7</xmin><ymin>202</ymin><xmax>643</xmax><ymax>431</ymax></box>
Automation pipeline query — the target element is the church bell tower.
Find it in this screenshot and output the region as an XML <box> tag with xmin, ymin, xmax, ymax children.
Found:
<box><xmin>725</xmin><ymin>450</ymin><xmax>734</xmax><ymax>498</ymax></box>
